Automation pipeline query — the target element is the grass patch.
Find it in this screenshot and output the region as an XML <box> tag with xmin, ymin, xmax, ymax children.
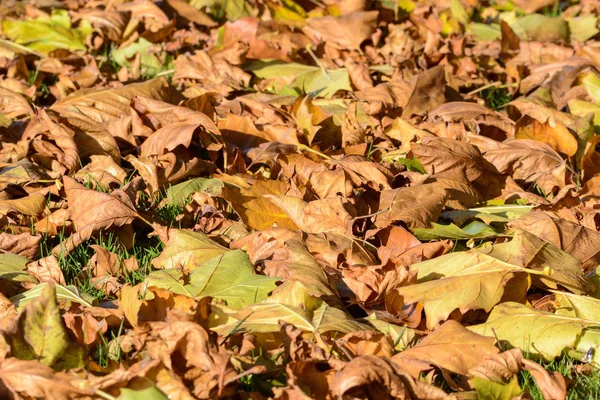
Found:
<box><xmin>40</xmin><ymin>229</ymin><xmax>163</xmax><ymax>301</ymax></box>
<box><xmin>156</xmin><ymin>203</ymin><xmax>185</xmax><ymax>226</ymax></box>
<box><xmin>482</xmin><ymin>87</ymin><xmax>512</xmax><ymax>110</ymax></box>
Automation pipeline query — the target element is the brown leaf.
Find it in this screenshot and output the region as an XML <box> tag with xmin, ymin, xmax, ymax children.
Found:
<box><xmin>274</xmin><ymin>360</ymin><xmax>335</xmax><ymax>400</ymax></box>
<box><xmin>263</xmin><ymin>240</ymin><xmax>336</xmax><ymax>299</ymax></box>
<box><xmin>412</xmin><ymin>137</ymin><xmax>487</xmax><ymax>182</ymax></box>
<box><xmin>0</xmin><ymin>193</ymin><xmax>46</xmax><ymax>217</ymax></box>
<box><xmin>59</xmin><ymin>109</ymin><xmax>121</xmax><ymax>163</ymax></box>
<box><xmin>133</xmin><ymin>97</ymin><xmax>223</xmax><ymax>155</ymax></box>
<box><xmin>355</xmin><ymin>80</ymin><xmax>412</xmax><ymax>109</ymax></box>
<box><xmin>53</xmin><ymin>177</ymin><xmax>140</xmax><ymax>257</ymax></box>
<box><xmin>266</xmin><ymin>195</ymin><xmax>354</xmax><ymax>235</ymax></box>
<box><xmin>126</xmin><ymin>320</ymin><xmax>238</xmax><ymax>398</ymax></box>
<box><xmin>64</xmin><ymin>175</ymin><xmax>139</xmax><ymax>233</ymax></box>
<box><xmin>214</xmin><ymin>18</ymin><xmax>300</xmax><ymax>62</ymax></box>
<box><xmin>371</xmin><ymin>226</ymin><xmax>452</xmax><ymax>265</ymax></box>
<box><xmin>509</xmin><ymin>0</ymin><xmax>560</xmax><ymax>13</ymax></box>
<box><xmin>580</xmin><ymin>135</ymin><xmax>600</xmax><ymax>183</ymax></box>
<box><xmin>303</xmin><ymin>11</ymin><xmax>378</xmax><ymax>50</ymax></box>
<box><xmin>174</xmin><ymin>51</ymin><xmax>251</xmax><ymax>96</ymax></box>
<box><xmin>62</xmin><ymin>309</ymin><xmax>108</xmax><ymax>347</ymax></box>
<box><xmin>223</xmin><ymin>180</ymin><xmax>299</xmax><ymax>231</ymax></box>
<box><xmin>424</xmin><ymin>102</ymin><xmax>515</xmax><ymax>141</ymax></box>
<box><xmin>74</xmin><ymin>155</ymin><xmax>128</xmax><ymax>189</ymax></box>
<box><xmin>337</xmin><ymin>331</ymin><xmax>395</xmax><ymax>358</ymax></box>
<box><xmin>331</xmin><ymin>355</ymin><xmax>451</xmax><ymax>399</ymax></box>
<box><xmin>336</xmin><ymin>156</ymin><xmax>394</xmax><ymax>190</ymax></box>
<box><xmin>0</xmin><ymin>87</ymin><xmax>33</xmax><ymax>119</ymax></box>
<box><xmin>51</xmin><ymin>78</ymin><xmax>182</xmax><ymax>123</ymax></box>
<box><xmin>23</xmin><ymin>110</ymin><xmax>80</xmax><ymax>174</ymax></box>
<box><xmin>280</xmin><ymin>321</ymin><xmax>327</xmax><ymax>363</ymax></box>
<box><xmin>0</xmin><ymin>358</ymin><xmax>94</xmax><ymax>400</ymax></box>
<box><xmin>87</xmin><ymin>245</ymin><xmax>122</xmax><ymax>295</ymax></box>
<box><xmin>468</xmin><ymin>348</ymin><xmax>523</xmax><ymax>384</ymax></box>
<box><xmin>508</xmin><ymin>211</ymin><xmax>600</xmax><ymax>274</ymax></box>
<box><xmin>343</xmin><ymin>262</ymin><xmax>417</xmax><ymax>305</ymax></box>
<box><xmin>402</xmin><ymin>65</ymin><xmax>447</xmax><ymax>118</ymax></box>
<box><xmin>0</xmin><ymin>232</ymin><xmax>41</xmax><ymax>259</ymax></box>
<box><xmin>26</xmin><ymin>255</ymin><xmax>66</xmax><ymax>285</ymax></box>
<box><xmin>345</xmin><ymin>59</ymin><xmax>374</xmax><ymax>91</ymax></box>
<box><xmin>522</xmin><ymin>359</ymin><xmax>567</xmax><ymax>400</ymax></box>
<box><xmin>119</xmin><ymin>285</ymin><xmax>201</xmax><ymax>327</ymax></box>
<box><xmin>480</xmin><ymin>139</ymin><xmax>566</xmax><ymax>194</ymax></box>
<box><xmin>374</xmin><ymin>183</ymin><xmax>448</xmax><ymax>229</ymax></box>
<box><xmin>391</xmin><ymin>320</ymin><xmax>499</xmax><ymax>378</ymax></box>
<box><xmin>165</xmin><ymin>0</ymin><xmax>217</xmax><ymax>27</ymax></box>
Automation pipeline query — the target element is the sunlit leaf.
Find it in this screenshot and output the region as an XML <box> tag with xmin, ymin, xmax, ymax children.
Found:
<box><xmin>413</xmin><ymin>221</ymin><xmax>499</xmax><ymax>241</ymax></box>
<box><xmin>9</xmin><ymin>284</ymin><xmax>85</xmax><ymax>369</ymax></box>
<box><xmin>470</xmin><ymin>302</ymin><xmax>599</xmax><ymax>360</ymax></box>
<box><xmin>1</xmin><ymin>10</ymin><xmax>92</xmax><ymax>54</ymax></box>
<box><xmin>10</xmin><ymin>283</ymin><xmax>95</xmax><ymax>308</ymax></box>
<box><xmin>187</xmin><ymin>250</ymin><xmax>279</xmax><ymax>309</ymax></box>
<box><xmin>166</xmin><ymin>177</ymin><xmax>224</xmax><ymax>206</ymax></box>
<box><xmin>246</xmin><ymin>60</ymin><xmax>352</xmax><ymax>99</ymax></box>
<box><xmin>153</xmin><ymin>229</ymin><xmax>228</xmax><ymax>271</ymax></box>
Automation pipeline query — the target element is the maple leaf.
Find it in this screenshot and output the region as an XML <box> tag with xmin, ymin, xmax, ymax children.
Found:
<box><xmin>2</xmin><ymin>0</ymin><xmax>600</xmax><ymax>396</ymax></box>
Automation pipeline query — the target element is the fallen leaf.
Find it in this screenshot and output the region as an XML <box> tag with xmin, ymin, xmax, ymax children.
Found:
<box><xmin>515</xmin><ymin>115</ymin><xmax>578</xmax><ymax>157</ymax></box>
<box><xmin>4</xmin><ymin>283</ymin><xmax>85</xmax><ymax>369</ymax></box>
<box><xmin>211</xmin><ymin>281</ymin><xmax>368</xmax><ymax>337</ymax></box>
<box><xmin>1</xmin><ymin>10</ymin><xmax>91</xmax><ymax>54</ymax></box>
<box><xmin>166</xmin><ymin>177</ymin><xmax>223</xmax><ymax>206</ymax></box>
<box><xmin>522</xmin><ymin>359</ymin><xmax>567</xmax><ymax>400</ymax></box>
<box><xmin>0</xmin><ymin>193</ymin><xmax>46</xmax><ymax>217</ymax></box>
<box><xmin>412</xmin><ymin>137</ymin><xmax>487</xmax><ymax>182</ymax></box>
<box><xmin>392</xmin><ymin>320</ymin><xmax>499</xmax><ymax>378</ymax></box>
<box><xmin>331</xmin><ymin>355</ymin><xmax>449</xmax><ymax>399</ymax></box>
<box><xmin>469</xmin><ymin>302</ymin><xmax>597</xmax><ymax>360</ymax></box>
<box><xmin>374</xmin><ymin>184</ymin><xmax>449</xmax><ymax>230</ymax></box>
<box><xmin>0</xmin><ymin>358</ymin><xmax>94</xmax><ymax>399</ymax></box>
<box><xmin>152</xmin><ymin>229</ymin><xmax>228</xmax><ymax>271</ymax></box>
<box><xmin>186</xmin><ymin>250</ymin><xmax>278</xmax><ymax>309</ymax></box>
<box><xmin>302</xmin><ymin>11</ymin><xmax>378</xmax><ymax>50</ymax></box>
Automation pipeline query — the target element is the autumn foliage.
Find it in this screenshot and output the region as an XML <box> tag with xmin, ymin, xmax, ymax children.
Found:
<box><xmin>1</xmin><ymin>0</ymin><xmax>600</xmax><ymax>398</ymax></box>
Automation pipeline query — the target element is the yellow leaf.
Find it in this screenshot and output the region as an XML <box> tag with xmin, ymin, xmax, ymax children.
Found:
<box><xmin>515</xmin><ymin>115</ymin><xmax>578</xmax><ymax>156</ymax></box>
<box><xmin>0</xmin><ymin>193</ymin><xmax>46</xmax><ymax>216</ymax></box>
<box><xmin>9</xmin><ymin>283</ymin><xmax>83</xmax><ymax>369</ymax></box>
<box><xmin>152</xmin><ymin>229</ymin><xmax>228</xmax><ymax>271</ymax></box>
<box><xmin>470</xmin><ymin>302</ymin><xmax>596</xmax><ymax>360</ymax></box>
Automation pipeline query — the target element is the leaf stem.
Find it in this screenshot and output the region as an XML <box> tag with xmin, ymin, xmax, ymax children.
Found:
<box><xmin>297</xmin><ymin>144</ymin><xmax>334</xmax><ymax>161</ymax></box>
<box><xmin>305</xmin><ymin>44</ymin><xmax>329</xmax><ymax>77</ymax></box>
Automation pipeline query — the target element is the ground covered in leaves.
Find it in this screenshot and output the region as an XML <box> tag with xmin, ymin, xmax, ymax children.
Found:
<box><xmin>2</xmin><ymin>0</ymin><xmax>600</xmax><ymax>399</ymax></box>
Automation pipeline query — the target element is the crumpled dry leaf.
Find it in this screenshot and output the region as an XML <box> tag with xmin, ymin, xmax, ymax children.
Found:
<box><xmin>468</xmin><ymin>348</ymin><xmax>524</xmax><ymax>384</ymax></box>
<box><xmin>522</xmin><ymin>359</ymin><xmax>567</xmax><ymax>400</ymax></box>
<box><xmin>331</xmin><ymin>355</ymin><xmax>450</xmax><ymax>399</ymax></box>
<box><xmin>57</xmin><ymin>176</ymin><xmax>141</xmax><ymax>256</ymax></box>
<box><xmin>412</xmin><ymin>137</ymin><xmax>488</xmax><ymax>182</ymax></box>
<box><xmin>1</xmin><ymin>1</ymin><xmax>599</xmax><ymax>397</ymax></box>
<box><xmin>479</xmin><ymin>139</ymin><xmax>566</xmax><ymax>195</ymax></box>
<box><xmin>342</xmin><ymin>261</ymin><xmax>417</xmax><ymax>305</ymax></box>
<box><xmin>0</xmin><ymin>232</ymin><xmax>41</xmax><ymax>259</ymax></box>
<box><xmin>0</xmin><ymin>358</ymin><xmax>94</xmax><ymax>399</ymax></box>
<box><xmin>374</xmin><ymin>183</ymin><xmax>449</xmax><ymax>230</ymax></box>
<box><xmin>302</xmin><ymin>11</ymin><xmax>378</xmax><ymax>50</ymax></box>
<box><xmin>508</xmin><ymin>211</ymin><xmax>600</xmax><ymax>274</ymax></box>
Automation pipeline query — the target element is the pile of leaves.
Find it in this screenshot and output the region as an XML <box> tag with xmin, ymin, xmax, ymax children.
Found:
<box><xmin>2</xmin><ymin>0</ymin><xmax>600</xmax><ymax>398</ymax></box>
